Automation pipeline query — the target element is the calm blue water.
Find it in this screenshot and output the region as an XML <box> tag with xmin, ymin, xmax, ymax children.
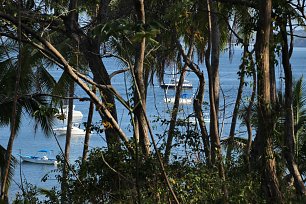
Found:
<box><xmin>0</xmin><ymin>46</ymin><xmax>305</xmax><ymax>201</ymax></box>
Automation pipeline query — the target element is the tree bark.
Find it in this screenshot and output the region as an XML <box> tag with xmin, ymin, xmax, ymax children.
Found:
<box><xmin>209</xmin><ymin>0</ymin><xmax>221</xmax><ymax>164</ymax></box>
<box><xmin>226</xmin><ymin>43</ymin><xmax>248</xmax><ymax>165</ymax></box>
<box><xmin>280</xmin><ymin>19</ymin><xmax>306</xmax><ymax>195</ymax></box>
<box><xmin>81</xmin><ymin>38</ymin><xmax>121</xmax><ymax>151</ymax></box>
<box><xmin>82</xmin><ymin>86</ymin><xmax>96</xmax><ymax>163</ymax></box>
<box><xmin>205</xmin><ymin>0</ymin><xmax>228</xmax><ymax>201</ymax></box>
<box><xmin>254</xmin><ymin>0</ymin><xmax>283</xmax><ymax>202</ymax></box>
<box><xmin>192</xmin><ymin>65</ymin><xmax>211</xmax><ymax>166</ymax></box>
<box><xmin>61</xmin><ymin>81</ymin><xmax>74</xmax><ymax>203</ymax></box>
<box><xmin>176</xmin><ymin>42</ymin><xmax>212</xmax><ymax>165</ymax></box>
<box><xmin>133</xmin><ymin>0</ymin><xmax>150</xmax><ymax>156</ymax></box>
<box><xmin>164</xmin><ymin>66</ymin><xmax>187</xmax><ymax>163</ymax></box>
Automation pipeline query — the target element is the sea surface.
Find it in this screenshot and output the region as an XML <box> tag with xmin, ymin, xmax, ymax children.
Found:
<box><xmin>0</xmin><ymin>46</ymin><xmax>305</xmax><ymax>201</ymax></box>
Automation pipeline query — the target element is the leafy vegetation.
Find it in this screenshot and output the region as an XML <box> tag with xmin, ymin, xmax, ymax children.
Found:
<box><xmin>0</xmin><ymin>0</ymin><xmax>306</xmax><ymax>203</ymax></box>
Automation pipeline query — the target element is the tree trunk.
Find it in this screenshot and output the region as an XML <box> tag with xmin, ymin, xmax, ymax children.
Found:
<box><xmin>209</xmin><ymin>0</ymin><xmax>221</xmax><ymax>164</ymax></box>
<box><xmin>81</xmin><ymin>39</ymin><xmax>121</xmax><ymax>152</ymax></box>
<box><xmin>82</xmin><ymin>86</ymin><xmax>96</xmax><ymax>163</ymax></box>
<box><xmin>0</xmin><ymin>3</ymin><xmax>22</xmax><ymax>201</ymax></box>
<box><xmin>61</xmin><ymin>81</ymin><xmax>74</xmax><ymax>203</ymax></box>
<box><xmin>192</xmin><ymin>69</ymin><xmax>211</xmax><ymax>166</ymax></box>
<box><xmin>280</xmin><ymin>20</ymin><xmax>306</xmax><ymax>195</ymax></box>
<box><xmin>226</xmin><ymin>43</ymin><xmax>248</xmax><ymax>165</ymax></box>
<box><xmin>206</xmin><ymin>0</ymin><xmax>228</xmax><ymax>201</ymax></box>
<box><xmin>176</xmin><ymin>39</ymin><xmax>211</xmax><ymax>165</ymax></box>
<box><xmin>64</xmin><ymin>0</ymin><xmax>121</xmax><ymax>152</ymax></box>
<box><xmin>133</xmin><ymin>0</ymin><xmax>150</xmax><ymax>156</ymax></box>
<box><xmin>245</xmin><ymin>55</ymin><xmax>256</xmax><ymax>168</ymax></box>
<box><xmin>164</xmin><ymin>67</ymin><xmax>187</xmax><ymax>163</ymax></box>
<box><xmin>254</xmin><ymin>0</ymin><xmax>283</xmax><ymax>202</ymax></box>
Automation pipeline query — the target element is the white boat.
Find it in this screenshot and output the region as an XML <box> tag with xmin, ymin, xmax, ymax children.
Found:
<box><xmin>55</xmin><ymin>105</ymin><xmax>83</xmax><ymax>120</ymax></box>
<box><xmin>19</xmin><ymin>150</ymin><xmax>58</xmax><ymax>165</ymax></box>
<box><xmin>160</xmin><ymin>78</ymin><xmax>193</xmax><ymax>89</ymax></box>
<box><xmin>164</xmin><ymin>93</ymin><xmax>193</xmax><ymax>105</ymax></box>
<box><xmin>53</xmin><ymin>123</ymin><xmax>87</xmax><ymax>136</ymax></box>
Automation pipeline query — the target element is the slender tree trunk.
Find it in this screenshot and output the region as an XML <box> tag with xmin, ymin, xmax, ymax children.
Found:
<box><xmin>207</xmin><ymin>0</ymin><xmax>221</xmax><ymax>165</ymax></box>
<box><xmin>226</xmin><ymin>43</ymin><xmax>248</xmax><ymax>164</ymax></box>
<box><xmin>61</xmin><ymin>81</ymin><xmax>74</xmax><ymax>203</ymax></box>
<box><xmin>206</xmin><ymin>0</ymin><xmax>228</xmax><ymax>201</ymax></box>
<box><xmin>133</xmin><ymin>0</ymin><xmax>150</xmax><ymax>156</ymax></box>
<box><xmin>254</xmin><ymin>1</ymin><xmax>283</xmax><ymax>202</ymax></box>
<box><xmin>82</xmin><ymin>86</ymin><xmax>96</xmax><ymax>163</ymax></box>
<box><xmin>164</xmin><ymin>67</ymin><xmax>187</xmax><ymax>163</ymax></box>
<box><xmin>245</xmin><ymin>56</ymin><xmax>256</xmax><ymax>167</ymax></box>
<box><xmin>192</xmin><ymin>69</ymin><xmax>211</xmax><ymax>166</ymax></box>
<box><xmin>280</xmin><ymin>20</ymin><xmax>306</xmax><ymax>195</ymax></box>
<box><xmin>0</xmin><ymin>2</ymin><xmax>21</xmax><ymax>201</ymax></box>
<box><xmin>176</xmin><ymin>41</ymin><xmax>212</xmax><ymax>165</ymax></box>
<box><xmin>165</xmin><ymin>41</ymin><xmax>196</xmax><ymax>163</ymax></box>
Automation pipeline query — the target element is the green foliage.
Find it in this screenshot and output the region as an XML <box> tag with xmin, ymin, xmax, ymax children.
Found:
<box><xmin>12</xmin><ymin>146</ymin><xmax>268</xmax><ymax>203</ymax></box>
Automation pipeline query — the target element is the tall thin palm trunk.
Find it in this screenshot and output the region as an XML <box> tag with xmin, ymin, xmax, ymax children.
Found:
<box><xmin>0</xmin><ymin>2</ymin><xmax>22</xmax><ymax>202</ymax></box>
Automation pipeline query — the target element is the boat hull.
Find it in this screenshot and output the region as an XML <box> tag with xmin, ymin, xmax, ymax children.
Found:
<box><xmin>20</xmin><ymin>156</ymin><xmax>57</xmax><ymax>165</ymax></box>
<box><xmin>53</xmin><ymin>126</ymin><xmax>87</xmax><ymax>136</ymax></box>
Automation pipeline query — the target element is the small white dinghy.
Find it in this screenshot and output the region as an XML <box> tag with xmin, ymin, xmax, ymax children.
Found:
<box><xmin>19</xmin><ymin>150</ymin><xmax>59</xmax><ymax>165</ymax></box>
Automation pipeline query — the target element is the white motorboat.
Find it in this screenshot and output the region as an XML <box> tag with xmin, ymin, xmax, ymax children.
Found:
<box><xmin>55</xmin><ymin>105</ymin><xmax>83</xmax><ymax>120</ymax></box>
<box><xmin>53</xmin><ymin>123</ymin><xmax>87</xmax><ymax>136</ymax></box>
<box><xmin>19</xmin><ymin>150</ymin><xmax>59</xmax><ymax>165</ymax></box>
<box><xmin>160</xmin><ymin>78</ymin><xmax>193</xmax><ymax>89</ymax></box>
<box><xmin>164</xmin><ymin>93</ymin><xmax>193</xmax><ymax>105</ymax></box>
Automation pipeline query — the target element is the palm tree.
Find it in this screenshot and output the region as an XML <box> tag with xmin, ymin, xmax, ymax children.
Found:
<box><xmin>0</xmin><ymin>39</ymin><xmax>57</xmax><ymax>202</ymax></box>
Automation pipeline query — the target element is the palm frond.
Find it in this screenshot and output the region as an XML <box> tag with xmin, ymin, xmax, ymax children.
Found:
<box><xmin>52</xmin><ymin>71</ymin><xmax>71</xmax><ymax>103</ymax></box>
<box><xmin>19</xmin><ymin>95</ymin><xmax>56</xmax><ymax>136</ymax></box>
<box><xmin>33</xmin><ymin>65</ymin><xmax>57</xmax><ymax>93</ymax></box>
<box><xmin>0</xmin><ymin>145</ymin><xmax>17</xmax><ymax>193</ymax></box>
